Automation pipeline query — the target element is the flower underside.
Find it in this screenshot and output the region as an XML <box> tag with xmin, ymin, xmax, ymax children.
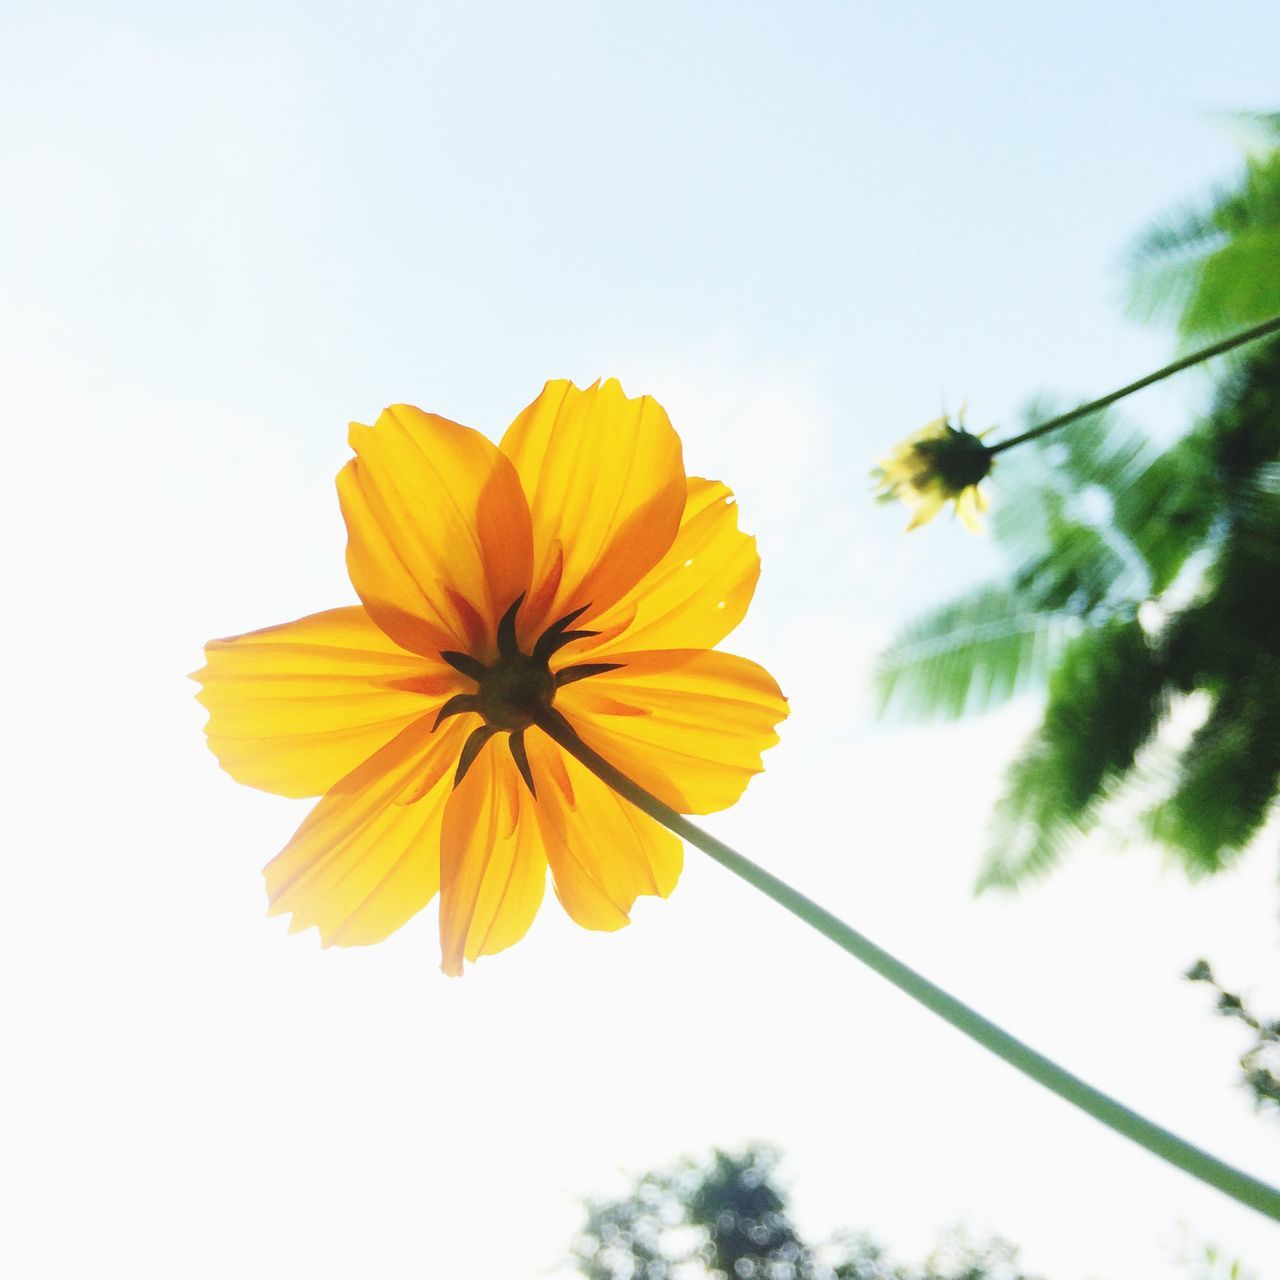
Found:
<box><xmin>195</xmin><ymin>377</ymin><xmax>788</xmax><ymax>973</ymax></box>
<box><xmin>873</xmin><ymin>414</ymin><xmax>993</xmax><ymax>532</ymax></box>
<box><xmin>911</xmin><ymin>426</ymin><xmax>992</xmax><ymax>491</ymax></box>
<box><xmin>434</xmin><ymin>595</ymin><xmax>623</xmax><ymax>796</ymax></box>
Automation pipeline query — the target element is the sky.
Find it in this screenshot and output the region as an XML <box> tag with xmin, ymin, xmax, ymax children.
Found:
<box><xmin>3</xmin><ymin>2</ymin><xmax>1279</xmax><ymax>1277</ymax></box>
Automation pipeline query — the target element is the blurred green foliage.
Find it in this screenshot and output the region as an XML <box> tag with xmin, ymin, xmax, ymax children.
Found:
<box><xmin>874</xmin><ymin>121</ymin><xmax>1280</xmax><ymax>889</ymax></box>
<box><xmin>1128</xmin><ymin>113</ymin><xmax>1280</xmax><ymax>342</ymax></box>
<box><xmin>570</xmin><ymin>1145</ymin><xmax>1042</xmax><ymax>1280</ymax></box>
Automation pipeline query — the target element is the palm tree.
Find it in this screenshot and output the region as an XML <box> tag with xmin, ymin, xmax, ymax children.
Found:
<box><xmin>874</xmin><ymin>121</ymin><xmax>1280</xmax><ymax>889</ymax></box>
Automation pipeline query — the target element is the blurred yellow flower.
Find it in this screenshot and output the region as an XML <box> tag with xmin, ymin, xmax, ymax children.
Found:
<box><xmin>873</xmin><ymin>411</ymin><xmax>993</xmax><ymax>531</ymax></box>
<box><xmin>196</xmin><ymin>380</ymin><xmax>787</xmax><ymax>974</ymax></box>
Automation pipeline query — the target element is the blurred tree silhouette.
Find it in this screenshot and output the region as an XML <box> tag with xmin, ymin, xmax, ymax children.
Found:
<box><xmin>570</xmin><ymin>1145</ymin><xmax>1042</xmax><ymax>1280</ymax></box>
<box><xmin>874</xmin><ymin>122</ymin><xmax>1280</xmax><ymax>889</ymax></box>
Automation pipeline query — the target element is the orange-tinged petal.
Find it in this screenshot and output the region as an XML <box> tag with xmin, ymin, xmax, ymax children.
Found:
<box><xmin>338</xmin><ymin>405</ymin><xmax>534</xmax><ymax>659</ymax></box>
<box><xmin>439</xmin><ymin>747</ymin><xmax>547</xmax><ymax>976</ymax></box>
<box><xmin>584</xmin><ymin>477</ymin><xmax>760</xmax><ymax>655</ymax></box>
<box><xmin>524</xmin><ymin>732</ymin><xmax>682</xmax><ymax>931</ymax></box>
<box><xmin>195</xmin><ymin>606</ymin><xmax>458</xmax><ymax>799</ymax></box>
<box><xmin>555</xmin><ymin>649</ymin><xmax>787</xmax><ymax>814</ymax></box>
<box><xmin>265</xmin><ymin>716</ymin><xmax>470</xmax><ymax>946</ymax></box>
<box><xmin>500</xmin><ymin>379</ymin><xmax>686</xmax><ymax>636</ymax></box>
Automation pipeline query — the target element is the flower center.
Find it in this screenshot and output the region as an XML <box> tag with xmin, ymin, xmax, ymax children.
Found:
<box><xmin>916</xmin><ymin>425</ymin><xmax>992</xmax><ymax>491</ymax></box>
<box><xmin>475</xmin><ymin>653</ymin><xmax>555</xmax><ymax>730</ymax></box>
<box><xmin>432</xmin><ymin>595</ymin><xmax>626</xmax><ymax>799</ymax></box>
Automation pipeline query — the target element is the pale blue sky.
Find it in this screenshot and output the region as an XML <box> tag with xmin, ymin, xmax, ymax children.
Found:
<box><xmin>4</xmin><ymin>4</ymin><xmax>1279</xmax><ymax>1278</ymax></box>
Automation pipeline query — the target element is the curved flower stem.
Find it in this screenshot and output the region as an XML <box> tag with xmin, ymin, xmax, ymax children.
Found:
<box><xmin>535</xmin><ymin>709</ymin><xmax>1280</xmax><ymax>1223</ymax></box>
<box><xmin>987</xmin><ymin>313</ymin><xmax>1280</xmax><ymax>456</ymax></box>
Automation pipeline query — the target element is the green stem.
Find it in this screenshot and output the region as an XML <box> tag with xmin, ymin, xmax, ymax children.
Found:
<box><xmin>987</xmin><ymin>313</ymin><xmax>1280</xmax><ymax>456</ymax></box>
<box><xmin>536</xmin><ymin>708</ymin><xmax>1280</xmax><ymax>1223</ymax></box>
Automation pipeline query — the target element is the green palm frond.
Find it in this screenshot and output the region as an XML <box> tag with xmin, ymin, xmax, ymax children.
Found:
<box><xmin>1210</xmin><ymin>335</ymin><xmax>1280</xmax><ymax>489</ymax></box>
<box><xmin>1179</xmin><ymin>228</ymin><xmax>1280</xmax><ymax>340</ymax></box>
<box><xmin>1128</xmin><ymin>136</ymin><xmax>1280</xmax><ymax>341</ymax></box>
<box><xmin>1146</xmin><ymin>663</ymin><xmax>1280</xmax><ymax>875</ymax></box>
<box><xmin>979</xmin><ymin>618</ymin><xmax>1166</xmax><ymax>890</ymax></box>
<box><xmin>1054</xmin><ymin>407</ymin><xmax>1152</xmax><ymax>501</ymax></box>
<box><xmin>1004</xmin><ymin>495</ymin><xmax>1136</xmax><ymax>614</ymax></box>
<box><xmin>1163</xmin><ymin>344</ymin><xmax>1280</xmax><ymax>688</ymax></box>
<box><xmin>1126</xmin><ymin>197</ymin><xmax>1228</xmax><ymax>329</ymax></box>
<box><xmin>874</xmin><ymin>584</ymin><xmax>1081</xmax><ymax>723</ymax></box>
<box><xmin>1111</xmin><ymin>428</ymin><xmax>1219</xmax><ymax>595</ymax></box>
<box><xmin>1221</xmin><ymin>110</ymin><xmax>1280</xmax><ymax>154</ymax></box>
<box><xmin>990</xmin><ymin>406</ymin><xmax>1152</xmax><ymax>610</ymax></box>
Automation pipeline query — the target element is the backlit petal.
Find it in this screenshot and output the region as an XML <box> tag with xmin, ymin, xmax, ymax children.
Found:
<box><xmin>555</xmin><ymin>649</ymin><xmax>787</xmax><ymax>814</ymax></box>
<box><xmin>585</xmin><ymin>477</ymin><xmax>759</xmax><ymax>654</ymax></box>
<box><xmin>439</xmin><ymin>747</ymin><xmax>547</xmax><ymax>976</ymax></box>
<box><xmin>196</xmin><ymin>606</ymin><xmax>458</xmax><ymax>799</ymax></box>
<box><xmin>524</xmin><ymin>732</ymin><xmax>682</xmax><ymax>931</ymax></box>
<box><xmin>500</xmin><ymin>379</ymin><xmax>686</xmax><ymax>636</ymax></box>
<box><xmin>954</xmin><ymin>484</ymin><xmax>989</xmax><ymax>533</ymax></box>
<box><xmin>905</xmin><ymin>486</ymin><xmax>946</xmax><ymax>530</ymax></box>
<box><xmin>264</xmin><ymin>716</ymin><xmax>470</xmax><ymax>946</ymax></box>
<box><xmin>338</xmin><ymin>405</ymin><xmax>534</xmax><ymax>659</ymax></box>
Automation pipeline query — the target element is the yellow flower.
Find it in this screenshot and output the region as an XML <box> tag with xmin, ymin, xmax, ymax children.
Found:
<box><xmin>196</xmin><ymin>379</ymin><xmax>787</xmax><ymax>975</ymax></box>
<box><xmin>873</xmin><ymin>411</ymin><xmax>993</xmax><ymax>531</ymax></box>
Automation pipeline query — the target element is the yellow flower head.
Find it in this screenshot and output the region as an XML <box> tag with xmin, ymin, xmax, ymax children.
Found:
<box><xmin>873</xmin><ymin>410</ymin><xmax>993</xmax><ymax>532</ymax></box>
<box><xmin>195</xmin><ymin>379</ymin><xmax>787</xmax><ymax>975</ymax></box>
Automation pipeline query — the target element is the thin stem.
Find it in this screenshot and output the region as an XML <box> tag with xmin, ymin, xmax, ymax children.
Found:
<box><xmin>535</xmin><ymin>709</ymin><xmax>1280</xmax><ymax>1223</ymax></box>
<box><xmin>987</xmin><ymin>314</ymin><xmax>1280</xmax><ymax>456</ymax></box>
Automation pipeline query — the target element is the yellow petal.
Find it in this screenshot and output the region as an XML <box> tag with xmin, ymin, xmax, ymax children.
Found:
<box><xmin>338</xmin><ymin>405</ymin><xmax>534</xmax><ymax>659</ymax></box>
<box><xmin>264</xmin><ymin>716</ymin><xmax>470</xmax><ymax>947</ymax></box>
<box><xmin>524</xmin><ymin>732</ymin><xmax>682</xmax><ymax>931</ymax></box>
<box><xmin>195</xmin><ymin>606</ymin><xmax>458</xmax><ymax>799</ymax></box>
<box><xmin>438</xmin><ymin>746</ymin><xmax>547</xmax><ymax>976</ymax></box>
<box><xmin>582</xmin><ymin>477</ymin><xmax>760</xmax><ymax>654</ymax></box>
<box><xmin>555</xmin><ymin>649</ymin><xmax>787</xmax><ymax>814</ymax></box>
<box><xmin>500</xmin><ymin>379</ymin><xmax>686</xmax><ymax>637</ymax></box>
<box><xmin>905</xmin><ymin>486</ymin><xmax>946</xmax><ymax>530</ymax></box>
<box><xmin>877</xmin><ymin>416</ymin><xmax>948</xmax><ymax>476</ymax></box>
<box><xmin>955</xmin><ymin>486</ymin><xmax>984</xmax><ymax>533</ymax></box>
